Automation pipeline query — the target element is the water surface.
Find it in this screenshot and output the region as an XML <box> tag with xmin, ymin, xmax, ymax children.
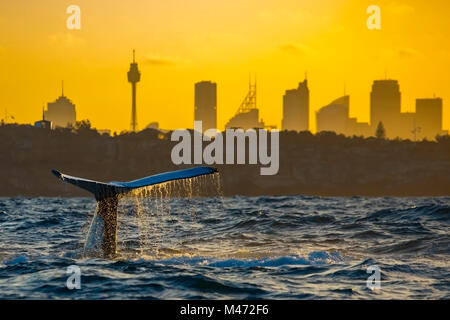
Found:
<box><xmin>0</xmin><ymin>196</ymin><xmax>449</xmax><ymax>299</ymax></box>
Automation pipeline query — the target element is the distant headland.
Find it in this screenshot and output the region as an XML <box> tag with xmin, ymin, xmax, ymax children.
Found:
<box><xmin>1</xmin><ymin>124</ymin><xmax>450</xmax><ymax>197</ymax></box>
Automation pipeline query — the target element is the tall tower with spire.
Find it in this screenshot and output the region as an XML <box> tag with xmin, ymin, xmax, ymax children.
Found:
<box><xmin>127</xmin><ymin>50</ymin><xmax>141</xmax><ymax>132</ymax></box>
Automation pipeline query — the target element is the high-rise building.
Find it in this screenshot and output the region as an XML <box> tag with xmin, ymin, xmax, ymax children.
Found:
<box><xmin>225</xmin><ymin>79</ymin><xmax>264</xmax><ymax>130</ymax></box>
<box><xmin>346</xmin><ymin>117</ymin><xmax>372</xmax><ymax>137</ymax></box>
<box><xmin>415</xmin><ymin>98</ymin><xmax>444</xmax><ymax>140</ymax></box>
<box><xmin>194</xmin><ymin>81</ymin><xmax>217</xmax><ymax>132</ymax></box>
<box><xmin>282</xmin><ymin>77</ymin><xmax>309</xmax><ymax>132</ymax></box>
<box><xmin>316</xmin><ymin>95</ymin><xmax>371</xmax><ymax>137</ymax></box>
<box><xmin>226</xmin><ymin>109</ymin><xmax>264</xmax><ymax>130</ymax></box>
<box><xmin>128</xmin><ymin>50</ymin><xmax>141</xmax><ymax>132</ymax></box>
<box><xmin>370</xmin><ymin>80</ymin><xmax>401</xmax><ymax>138</ymax></box>
<box><xmin>316</xmin><ymin>96</ymin><xmax>349</xmax><ymax>135</ymax></box>
<box><xmin>45</xmin><ymin>82</ymin><xmax>76</xmax><ymax>128</ymax></box>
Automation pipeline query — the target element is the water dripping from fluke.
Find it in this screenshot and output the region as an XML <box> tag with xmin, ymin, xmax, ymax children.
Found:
<box><xmin>116</xmin><ymin>173</ymin><xmax>225</xmax><ymax>260</ymax></box>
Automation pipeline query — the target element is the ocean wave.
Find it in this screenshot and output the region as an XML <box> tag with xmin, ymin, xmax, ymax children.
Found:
<box><xmin>133</xmin><ymin>251</ymin><xmax>344</xmax><ymax>268</ymax></box>
<box><xmin>3</xmin><ymin>255</ymin><xmax>28</xmax><ymax>266</ymax></box>
<box><xmin>359</xmin><ymin>204</ymin><xmax>450</xmax><ymax>223</ymax></box>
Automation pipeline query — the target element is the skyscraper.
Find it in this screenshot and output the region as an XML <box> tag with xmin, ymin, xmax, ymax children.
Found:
<box><xmin>415</xmin><ymin>98</ymin><xmax>443</xmax><ymax>140</ymax></box>
<box><xmin>316</xmin><ymin>96</ymin><xmax>349</xmax><ymax>135</ymax></box>
<box><xmin>316</xmin><ymin>95</ymin><xmax>372</xmax><ymax>137</ymax></box>
<box><xmin>370</xmin><ymin>80</ymin><xmax>401</xmax><ymax>138</ymax></box>
<box><xmin>194</xmin><ymin>81</ymin><xmax>217</xmax><ymax>132</ymax></box>
<box><xmin>44</xmin><ymin>82</ymin><xmax>76</xmax><ymax>128</ymax></box>
<box><xmin>282</xmin><ymin>77</ymin><xmax>309</xmax><ymax>131</ymax></box>
<box><xmin>128</xmin><ymin>50</ymin><xmax>141</xmax><ymax>132</ymax></box>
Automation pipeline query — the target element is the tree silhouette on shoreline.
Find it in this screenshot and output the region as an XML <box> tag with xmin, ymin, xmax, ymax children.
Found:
<box><xmin>375</xmin><ymin>121</ymin><xmax>386</xmax><ymax>139</ymax></box>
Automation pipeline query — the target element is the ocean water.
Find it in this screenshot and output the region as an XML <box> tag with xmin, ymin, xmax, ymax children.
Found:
<box><xmin>0</xmin><ymin>194</ymin><xmax>449</xmax><ymax>299</ymax></box>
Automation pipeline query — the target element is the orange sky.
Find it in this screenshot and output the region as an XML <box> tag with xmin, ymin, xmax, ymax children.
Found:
<box><xmin>0</xmin><ymin>0</ymin><xmax>449</xmax><ymax>133</ymax></box>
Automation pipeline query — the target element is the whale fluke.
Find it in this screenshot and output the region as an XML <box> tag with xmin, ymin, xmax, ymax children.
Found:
<box><xmin>52</xmin><ymin>167</ymin><xmax>218</xmax><ymax>257</ymax></box>
<box><xmin>52</xmin><ymin>167</ymin><xmax>217</xmax><ymax>200</ymax></box>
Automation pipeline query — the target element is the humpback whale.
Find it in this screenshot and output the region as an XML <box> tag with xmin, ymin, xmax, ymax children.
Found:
<box><xmin>52</xmin><ymin>166</ymin><xmax>218</xmax><ymax>257</ymax></box>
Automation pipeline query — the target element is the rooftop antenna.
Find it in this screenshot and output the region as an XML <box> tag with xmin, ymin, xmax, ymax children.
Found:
<box><xmin>254</xmin><ymin>73</ymin><xmax>257</xmax><ymax>110</ymax></box>
<box><xmin>248</xmin><ymin>72</ymin><xmax>257</xmax><ymax>88</ymax></box>
<box><xmin>42</xmin><ymin>104</ymin><xmax>45</xmax><ymax>121</ymax></box>
<box><xmin>133</xmin><ymin>49</ymin><xmax>135</xmax><ymax>63</ymax></box>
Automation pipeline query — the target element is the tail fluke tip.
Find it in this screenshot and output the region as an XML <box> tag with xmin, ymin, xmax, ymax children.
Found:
<box><xmin>51</xmin><ymin>169</ymin><xmax>62</xmax><ymax>179</ymax></box>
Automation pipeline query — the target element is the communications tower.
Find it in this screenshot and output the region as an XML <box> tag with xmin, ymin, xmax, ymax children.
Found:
<box><xmin>127</xmin><ymin>50</ymin><xmax>141</xmax><ymax>132</ymax></box>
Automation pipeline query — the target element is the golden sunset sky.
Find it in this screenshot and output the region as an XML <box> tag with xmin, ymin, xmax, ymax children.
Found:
<box><xmin>0</xmin><ymin>0</ymin><xmax>449</xmax><ymax>133</ymax></box>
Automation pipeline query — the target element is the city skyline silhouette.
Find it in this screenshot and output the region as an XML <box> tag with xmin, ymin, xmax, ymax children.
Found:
<box><xmin>1</xmin><ymin>1</ymin><xmax>449</xmax><ymax>133</ymax></box>
<box><xmin>11</xmin><ymin>65</ymin><xmax>448</xmax><ymax>141</ymax></box>
<box><xmin>1</xmin><ymin>49</ymin><xmax>448</xmax><ymax>139</ymax></box>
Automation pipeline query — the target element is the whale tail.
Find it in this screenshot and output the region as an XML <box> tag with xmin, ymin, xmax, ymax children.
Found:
<box><xmin>51</xmin><ymin>166</ymin><xmax>217</xmax><ymax>201</ymax></box>
<box><xmin>52</xmin><ymin>167</ymin><xmax>218</xmax><ymax>257</ymax></box>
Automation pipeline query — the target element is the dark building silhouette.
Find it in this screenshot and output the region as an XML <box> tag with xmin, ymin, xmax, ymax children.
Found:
<box><xmin>34</xmin><ymin>106</ymin><xmax>52</xmax><ymax>129</ymax></box>
<box><xmin>128</xmin><ymin>50</ymin><xmax>141</xmax><ymax>132</ymax></box>
<box><xmin>194</xmin><ymin>81</ymin><xmax>217</xmax><ymax>132</ymax></box>
<box><xmin>415</xmin><ymin>98</ymin><xmax>445</xmax><ymax>140</ymax></box>
<box><xmin>282</xmin><ymin>77</ymin><xmax>309</xmax><ymax>131</ymax></box>
<box><xmin>226</xmin><ymin>79</ymin><xmax>264</xmax><ymax>130</ymax></box>
<box><xmin>317</xmin><ymin>95</ymin><xmax>371</xmax><ymax>137</ymax></box>
<box><xmin>369</xmin><ymin>79</ymin><xmax>447</xmax><ymax>140</ymax></box>
<box><xmin>226</xmin><ymin>109</ymin><xmax>264</xmax><ymax>130</ymax></box>
<box><xmin>346</xmin><ymin>117</ymin><xmax>372</xmax><ymax>137</ymax></box>
<box><xmin>317</xmin><ymin>96</ymin><xmax>349</xmax><ymax>134</ymax></box>
<box><xmin>370</xmin><ymin>80</ymin><xmax>403</xmax><ymax>138</ymax></box>
<box><xmin>44</xmin><ymin>83</ymin><xmax>76</xmax><ymax>128</ymax></box>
